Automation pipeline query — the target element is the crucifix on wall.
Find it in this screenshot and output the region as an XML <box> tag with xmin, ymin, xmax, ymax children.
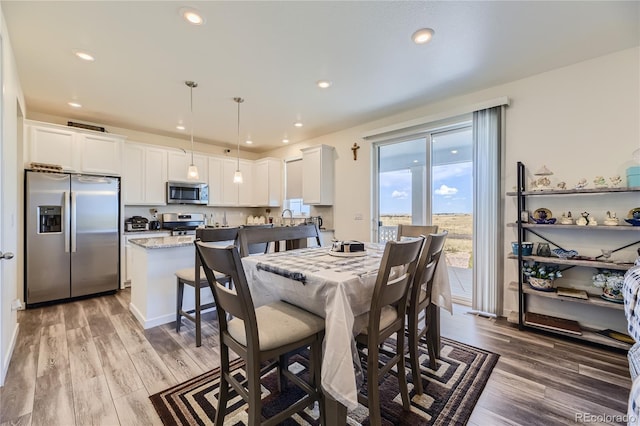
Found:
<box><xmin>351</xmin><ymin>143</ymin><xmax>360</xmax><ymax>160</ymax></box>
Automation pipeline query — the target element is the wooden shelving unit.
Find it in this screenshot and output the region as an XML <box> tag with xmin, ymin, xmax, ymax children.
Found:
<box><xmin>506</xmin><ymin>312</ymin><xmax>631</xmax><ymax>350</ymax></box>
<box><xmin>506</xmin><ymin>254</ymin><xmax>633</xmax><ymax>271</ymax></box>
<box><xmin>507</xmin><ymin>282</ymin><xmax>624</xmax><ymax>310</ymax></box>
<box><xmin>508</xmin><ymin>161</ymin><xmax>639</xmax><ymax>350</ymax></box>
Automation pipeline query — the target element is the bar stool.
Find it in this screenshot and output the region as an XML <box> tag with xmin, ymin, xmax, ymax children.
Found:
<box><xmin>175</xmin><ymin>227</ymin><xmax>239</xmax><ymax>347</ymax></box>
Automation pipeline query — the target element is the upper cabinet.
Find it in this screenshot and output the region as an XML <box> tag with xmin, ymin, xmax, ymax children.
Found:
<box><xmin>167</xmin><ymin>149</ymin><xmax>208</xmax><ymax>183</ymax></box>
<box><xmin>26</xmin><ymin>120</ymin><xmax>124</xmax><ymax>176</ymax></box>
<box><xmin>122</xmin><ymin>143</ymin><xmax>167</xmax><ymax>205</ymax></box>
<box><xmin>253</xmin><ymin>158</ymin><xmax>282</xmax><ymax>207</ymax></box>
<box><xmin>302</xmin><ymin>145</ymin><xmax>334</xmax><ymax>205</ymax></box>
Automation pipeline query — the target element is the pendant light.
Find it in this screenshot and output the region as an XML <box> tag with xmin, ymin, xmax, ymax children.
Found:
<box><xmin>233</xmin><ymin>97</ymin><xmax>244</xmax><ymax>184</ymax></box>
<box><xmin>185</xmin><ymin>81</ymin><xmax>199</xmax><ymax>180</ymax></box>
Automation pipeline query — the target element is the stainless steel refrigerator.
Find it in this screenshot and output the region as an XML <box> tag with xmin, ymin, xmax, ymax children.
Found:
<box><xmin>25</xmin><ymin>171</ymin><xmax>120</xmax><ymax>305</ymax></box>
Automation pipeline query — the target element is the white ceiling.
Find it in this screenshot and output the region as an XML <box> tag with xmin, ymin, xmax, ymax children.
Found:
<box><xmin>3</xmin><ymin>1</ymin><xmax>638</xmax><ymax>153</ymax></box>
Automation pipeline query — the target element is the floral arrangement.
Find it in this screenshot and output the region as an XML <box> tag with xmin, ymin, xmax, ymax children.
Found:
<box><xmin>592</xmin><ymin>269</ymin><xmax>624</xmax><ymax>292</ymax></box>
<box><xmin>522</xmin><ymin>261</ymin><xmax>562</xmax><ymax>281</ymax></box>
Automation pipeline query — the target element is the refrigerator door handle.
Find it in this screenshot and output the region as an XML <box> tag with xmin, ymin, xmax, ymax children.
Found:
<box><xmin>71</xmin><ymin>191</ymin><xmax>77</xmax><ymax>253</ymax></box>
<box><xmin>64</xmin><ymin>191</ymin><xmax>70</xmax><ymax>253</ymax></box>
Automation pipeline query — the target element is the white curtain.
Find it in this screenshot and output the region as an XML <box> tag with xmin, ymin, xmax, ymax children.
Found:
<box><xmin>472</xmin><ymin>106</ymin><xmax>505</xmax><ymax>315</ymax></box>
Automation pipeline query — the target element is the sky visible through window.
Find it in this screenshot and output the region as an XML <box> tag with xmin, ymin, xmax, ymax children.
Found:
<box><xmin>380</xmin><ymin>161</ymin><xmax>473</xmax><ymax>214</ymax></box>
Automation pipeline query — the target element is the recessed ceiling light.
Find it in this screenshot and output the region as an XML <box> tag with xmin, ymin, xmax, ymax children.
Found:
<box><xmin>245</xmin><ymin>139</ymin><xmax>253</xmax><ymax>145</ymax></box>
<box><xmin>176</xmin><ymin>125</ymin><xmax>186</xmax><ymax>131</ymax></box>
<box><xmin>68</xmin><ymin>102</ymin><xmax>82</xmax><ymax>108</ymax></box>
<box><xmin>413</xmin><ymin>160</ymin><xmax>418</xmax><ymax>163</ymax></box>
<box><xmin>73</xmin><ymin>50</ymin><xmax>95</xmax><ymax>61</ymax></box>
<box><xmin>180</xmin><ymin>7</ymin><xmax>205</xmax><ymax>25</ymax></box>
<box><xmin>412</xmin><ymin>28</ymin><xmax>435</xmax><ymax>44</ymax></box>
<box><xmin>316</xmin><ymin>80</ymin><xmax>332</xmax><ymax>89</ymax></box>
<box><xmin>293</xmin><ymin>121</ymin><xmax>303</xmax><ymax>128</ymax></box>
<box><xmin>282</xmin><ymin>138</ymin><xmax>289</xmax><ymax>144</ymax></box>
<box><xmin>451</xmin><ymin>150</ymin><xmax>458</xmax><ymax>154</ymax></box>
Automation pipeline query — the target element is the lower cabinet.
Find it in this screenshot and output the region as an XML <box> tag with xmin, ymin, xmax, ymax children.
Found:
<box><xmin>123</xmin><ymin>231</ymin><xmax>171</xmax><ymax>287</ymax></box>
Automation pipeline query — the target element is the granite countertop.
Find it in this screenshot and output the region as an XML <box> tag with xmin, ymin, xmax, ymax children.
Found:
<box><xmin>124</xmin><ymin>229</ymin><xmax>171</xmax><ymax>235</ymax></box>
<box><xmin>129</xmin><ymin>235</ymin><xmax>195</xmax><ymax>249</ymax></box>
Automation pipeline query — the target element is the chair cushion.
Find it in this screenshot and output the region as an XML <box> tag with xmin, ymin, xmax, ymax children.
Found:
<box><xmin>227</xmin><ymin>301</ymin><xmax>325</xmax><ymax>351</ymax></box>
<box><xmin>176</xmin><ymin>267</ymin><xmax>226</xmax><ymax>285</ymax></box>
<box><xmin>355</xmin><ymin>305</ymin><xmax>398</xmax><ymax>335</ymax></box>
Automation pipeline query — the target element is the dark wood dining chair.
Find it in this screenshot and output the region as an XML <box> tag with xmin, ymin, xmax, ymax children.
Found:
<box><xmin>237</xmin><ymin>223</ymin><xmax>322</xmax><ymax>258</ymax></box>
<box><xmin>354</xmin><ymin>237</ymin><xmax>424</xmax><ymax>426</ymax></box>
<box><xmin>175</xmin><ymin>227</ymin><xmax>239</xmax><ymax>347</ymax></box>
<box><xmin>407</xmin><ymin>231</ymin><xmax>447</xmax><ymax>394</ymax></box>
<box><xmin>396</xmin><ymin>224</ymin><xmax>439</xmax><ymax>240</ymax></box>
<box><xmin>195</xmin><ymin>241</ymin><xmax>326</xmax><ymax>425</ymax></box>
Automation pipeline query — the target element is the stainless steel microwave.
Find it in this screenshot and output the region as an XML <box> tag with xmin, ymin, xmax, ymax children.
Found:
<box><xmin>166</xmin><ymin>181</ymin><xmax>209</xmax><ymax>205</ymax></box>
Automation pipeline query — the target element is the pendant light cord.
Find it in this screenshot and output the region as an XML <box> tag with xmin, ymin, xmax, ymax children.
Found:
<box><xmin>190</xmin><ymin>84</ymin><xmax>194</xmax><ymax>164</ymax></box>
<box><xmin>234</xmin><ymin>97</ymin><xmax>244</xmax><ymax>169</ymax></box>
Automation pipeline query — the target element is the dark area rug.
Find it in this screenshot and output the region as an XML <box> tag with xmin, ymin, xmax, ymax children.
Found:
<box><xmin>150</xmin><ymin>336</ymin><xmax>498</xmax><ymax>425</ymax></box>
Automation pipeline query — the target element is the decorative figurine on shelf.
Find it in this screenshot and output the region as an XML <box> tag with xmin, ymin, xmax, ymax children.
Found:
<box><xmin>588</xmin><ymin>215</ymin><xmax>598</xmax><ymax>226</ymax></box>
<box><xmin>531</xmin><ymin>165</ymin><xmax>553</xmax><ymax>190</ymax></box>
<box><xmin>609</xmin><ymin>175</ymin><xmax>623</xmax><ymax>188</ymax></box>
<box><xmin>604</xmin><ymin>211</ymin><xmax>619</xmax><ymax>226</ymax></box>
<box><xmin>593</xmin><ymin>176</ymin><xmax>608</xmax><ymax>188</ymax></box>
<box><xmin>559</xmin><ymin>211</ymin><xmax>573</xmax><ymax>225</ymax></box>
<box><xmin>556</xmin><ymin>181</ymin><xmax>566</xmax><ymax>190</ymax></box>
<box><xmin>574</xmin><ymin>178</ymin><xmax>588</xmax><ymax>189</ymax></box>
<box><xmin>576</xmin><ymin>211</ymin><xmax>589</xmax><ymax>226</ymax></box>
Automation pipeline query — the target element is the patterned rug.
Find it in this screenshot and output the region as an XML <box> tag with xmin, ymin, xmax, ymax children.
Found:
<box><xmin>150</xmin><ymin>336</ymin><xmax>498</xmax><ymax>425</ymax></box>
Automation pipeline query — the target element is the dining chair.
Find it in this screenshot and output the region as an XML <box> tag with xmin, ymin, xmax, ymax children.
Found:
<box><xmin>407</xmin><ymin>231</ymin><xmax>448</xmax><ymax>395</ymax></box>
<box><xmin>195</xmin><ymin>241</ymin><xmax>326</xmax><ymax>426</ymax></box>
<box><xmin>237</xmin><ymin>223</ymin><xmax>322</xmax><ymax>258</ymax></box>
<box><xmin>396</xmin><ymin>224</ymin><xmax>439</xmax><ymax>240</ymax></box>
<box><xmin>175</xmin><ymin>227</ymin><xmax>239</xmax><ymax>347</ymax></box>
<box><xmin>354</xmin><ymin>237</ymin><xmax>424</xmax><ymax>426</ymax></box>
<box><xmin>239</xmin><ymin>223</ymin><xmax>274</xmax><ymax>255</ymax></box>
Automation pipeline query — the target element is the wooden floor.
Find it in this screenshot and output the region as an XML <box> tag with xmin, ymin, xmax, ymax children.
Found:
<box><xmin>0</xmin><ymin>289</ymin><xmax>631</xmax><ymax>425</ymax></box>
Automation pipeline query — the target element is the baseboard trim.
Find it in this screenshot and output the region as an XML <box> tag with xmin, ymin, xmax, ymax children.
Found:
<box><xmin>1</xmin><ymin>322</ymin><xmax>19</xmax><ymax>386</ymax></box>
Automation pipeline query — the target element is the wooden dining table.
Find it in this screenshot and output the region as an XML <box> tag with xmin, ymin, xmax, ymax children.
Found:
<box><xmin>241</xmin><ymin>243</ymin><xmax>453</xmax><ymax>423</ymax></box>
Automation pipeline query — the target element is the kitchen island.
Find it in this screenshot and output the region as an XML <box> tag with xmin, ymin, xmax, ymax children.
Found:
<box><xmin>128</xmin><ymin>235</ymin><xmax>215</xmax><ymax>329</ymax></box>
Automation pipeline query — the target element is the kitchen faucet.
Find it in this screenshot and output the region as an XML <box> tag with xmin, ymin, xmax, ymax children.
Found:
<box><xmin>281</xmin><ymin>209</ymin><xmax>293</xmax><ymax>226</ymax></box>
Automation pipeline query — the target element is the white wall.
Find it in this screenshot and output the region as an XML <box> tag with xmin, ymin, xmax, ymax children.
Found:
<box><xmin>0</xmin><ymin>4</ymin><xmax>26</xmax><ymax>385</ymax></box>
<box><xmin>265</xmin><ymin>47</ymin><xmax>640</xmax><ymax>323</ymax></box>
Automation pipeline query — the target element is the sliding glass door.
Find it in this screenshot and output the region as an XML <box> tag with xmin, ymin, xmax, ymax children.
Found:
<box><xmin>374</xmin><ymin>123</ymin><xmax>473</xmax><ymax>304</ymax></box>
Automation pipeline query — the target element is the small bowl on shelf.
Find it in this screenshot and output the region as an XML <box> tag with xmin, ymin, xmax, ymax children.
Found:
<box><xmin>624</xmin><ymin>218</ymin><xmax>640</xmax><ymax>226</ymax></box>
<box><xmin>512</xmin><ymin>242</ymin><xmax>533</xmax><ymax>256</ymax></box>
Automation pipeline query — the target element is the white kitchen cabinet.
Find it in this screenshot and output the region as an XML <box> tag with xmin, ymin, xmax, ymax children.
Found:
<box><xmin>80</xmin><ymin>132</ymin><xmax>124</xmax><ymax>175</ymax></box>
<box><xmin>238</xmin><ymin>159</ymin><xmax>254</xmax><ymax>206</ymax></box>
<box><xmin>26</xmin><ymin>120</ymin><xmax>125</xmax><ymax>175</ymax></box>
<box><xmin>253</xmin><ymin>157</ymin><xmax>282</xmax><ymax>207</ymax></box>
<box><xmin>207</xmin><ymin>156</ymin><xmax>224</xmax><ymax>205</ymax></box>
<box><xmin>302</xmin><ymin>145</ymin><xmax>334</xmax><ymax>205</ymax></box>
<box><xmin>221</xmin><ymin>158</ymin><xmax>239</xmax><ymax>205</ymax></box>
<box><xmin>167</xmin><ymin>149</ymin><xmax>208</xmax><ymax>183</ymax></box>
<box><xmin>27</xmin><ymin>124</ymin><xmax>79</xmax><ymax>171</ymax></box>
<box><xmin>123</xmin><ymin>143</ymin><xmax>167</xmax><ymax>205</ymax></box>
